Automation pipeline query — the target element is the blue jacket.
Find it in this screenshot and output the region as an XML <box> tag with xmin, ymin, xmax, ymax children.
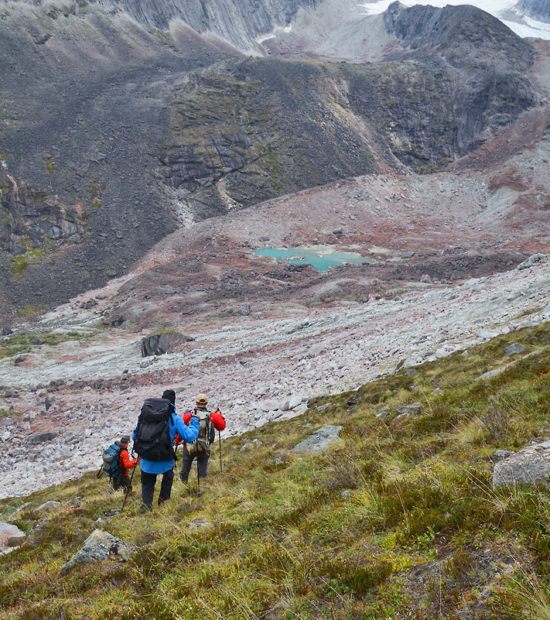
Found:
<box><xmin>133</xmin><ymin>410</ymin><xmax>199</xmax><ymax>474</ymax></box>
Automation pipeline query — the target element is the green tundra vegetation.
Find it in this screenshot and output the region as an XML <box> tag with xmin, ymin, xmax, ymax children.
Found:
<box><xmin>2</xmin><ymin>323</ymin><xmax>550</xmax><ymax>618</ymax></box>
<box><xmin>0</xmin><ymin>330</ymin><xmax>93</xmax><ymax>360</ymax></box>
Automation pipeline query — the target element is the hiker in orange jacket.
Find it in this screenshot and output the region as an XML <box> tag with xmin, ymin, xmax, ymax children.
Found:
<box><xmin>113</xmin><ymin>435</ymin><xmax>138</xmax><ymax>493</ymax></box>
<box><xmin>177</xmin><ymin>394</ymin><xmax>226</xmax><ymax>490</ymax></box>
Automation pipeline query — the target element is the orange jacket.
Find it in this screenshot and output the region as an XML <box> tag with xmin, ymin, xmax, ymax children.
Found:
<box><xmin>119</xmin><ymin>447</ymin><xmax>138</xmax><ymax>477</ymax></box>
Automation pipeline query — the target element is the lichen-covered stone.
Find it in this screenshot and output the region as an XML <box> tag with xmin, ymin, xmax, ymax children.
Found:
<box><xmin>60</xmin><ymin>529</ymin><xmax>136</xmax><ymax>574</ymax></box>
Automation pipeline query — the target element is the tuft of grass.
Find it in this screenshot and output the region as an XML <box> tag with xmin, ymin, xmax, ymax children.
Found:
<box><xmin>0</xmin><ymin>329</ymin><xmax>94</xmax><ymax>360</ymax></box>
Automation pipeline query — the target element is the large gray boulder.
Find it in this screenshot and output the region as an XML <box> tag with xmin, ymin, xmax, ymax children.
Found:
<box><xmin>27</xmin><ymin>432</ymin><xmax>57</xmax><ymax>444</ymax></box>
<box><xmin>493</xmin><ymin>441</ymin><xmax>550</xmax><ymax>488</ymax></box>
<box><xmin>0</xmin><ymin>522</ymin><xmax>26</xmax><ymax>554</ymax></box>
<box><xmin>141</xmin><ymin>332</ymin><xmax>193</xmax><ymax>357</ymax></box>
<box><xmin>60</xmin><ymin>529</ymin><xmax>136</xmax><ymax>574</ymax></box>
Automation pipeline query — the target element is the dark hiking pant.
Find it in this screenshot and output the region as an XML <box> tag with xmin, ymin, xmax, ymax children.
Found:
<box><xmin>112</xmin><ymin>474</ymin><xmax>132</xmax><ymax>493</ymax></box>
<box><xmin>140</xmin><ymin>469</ymin><xmax>174</xmax><ymax>511</ymax></box>
<box><xmin>180</xmin><ymin>451</ymin><xmax>209</xmax><ymax>482</ymax></box>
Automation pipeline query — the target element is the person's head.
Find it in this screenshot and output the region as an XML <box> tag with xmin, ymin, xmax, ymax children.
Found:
<box><xmin>195</xmin><ymin>393</ymin><xmax>208</xmax><ymax>407</ymax></box>
<box><xmin>162</xmin><ymin>389</ymin><xmax>176</xmax><ymax>405</ymax></box>
<box><xmin>120</xmin><ymin>435</ymin><xmax>130</xmax><ymax>446</ymax></box>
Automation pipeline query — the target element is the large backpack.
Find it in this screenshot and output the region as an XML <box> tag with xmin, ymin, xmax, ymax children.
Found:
<box><xmin>133</xmin><ymin>398</ymin><xmax>175</xmax><ymax>462</ymax></box>
<box><xmin>185</xmin><ymin>410</ymin><xmax>216</xmax><ymax>456</ymax></box>
<box><xmin>103</xmin><ymin>443</ymin><xmax>123</xmax><ymax>478</ymax></box>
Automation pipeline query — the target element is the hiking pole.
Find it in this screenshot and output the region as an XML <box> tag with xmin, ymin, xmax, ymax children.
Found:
<box><xmin>121</xmin><ymin>465</ymin><xmax>136</xmax><ymax>512</ymax></box>
<box><xmin>218</xmin><ymin>430</ymin><xmax>223</xmax><ymax>473</ymax></box>
<box><xmin>215</xmin><ymin>407</ymin><xmax>223</xmax><ymax>473</ymax></box>
<box><xmin>96</xmin><ymin>465</ymin><xmax>104</xmax><ymax>478</ymax></box>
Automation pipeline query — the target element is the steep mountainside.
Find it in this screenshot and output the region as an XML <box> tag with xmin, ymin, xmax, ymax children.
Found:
<box><xmin>0</xmin><ymin>1</ymin><xmax>542</xmax><ymax>321</ymax></box>
<box><xmin>103</xmin><ymin>0</ymin><xmax>323</xmax><ymax>51</ymax></box>
<box><xmin>518</xmin><ymin>0</ymin><xmax>550</xmax><ymax>21</ymax></box>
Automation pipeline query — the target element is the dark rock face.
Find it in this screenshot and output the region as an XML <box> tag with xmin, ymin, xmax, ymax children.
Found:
<box><xmin>158</xmin><ymin>59</ymin><xmax>384</xmax><ymax>218</ymax></box>
<box><xmin>517</xmin><ymin>0</ymin><xmax>550</xmax><ymax>22</ymax></box>
<box><xmin>160</xmin><ymin>47</ymin><xmax>538</xmax><ymax>215</ymax></box>
<box><xmin>0</xmin><ymin>175</ymin><xmax>84</xmax><ymax>257</ymax></box>
<box><xmin>382</xmin><ymin>2</ymin><xmax>538</xmax><ymax>156</ymax></box>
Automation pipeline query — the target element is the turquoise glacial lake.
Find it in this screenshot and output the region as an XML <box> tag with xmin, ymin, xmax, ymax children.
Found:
<box><xmin>253</xmin><ymin>247</ymin><xmax>373</xmax><ymax>271</ymax></box>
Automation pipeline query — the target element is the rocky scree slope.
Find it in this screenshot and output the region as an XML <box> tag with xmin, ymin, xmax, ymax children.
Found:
<box><xmin>1</xmin><ymin>255</ymin><xmax>550</xmax><ymax>499</ymax></box>
<box><xmin>0</xmin><ymin>0</ymin><xmax>541</xmax><ymax>319</ymax></box>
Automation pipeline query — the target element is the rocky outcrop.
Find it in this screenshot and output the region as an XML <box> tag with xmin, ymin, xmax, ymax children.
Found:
<box><xmin>384</xmin><ymin>2</ymin><xmax>535</xmax><ymax>73</ymax></box>
<box><xmin>382</xmin><ymin>2</ymin><xmax>538</xmax><ymax>156</ymax></box>
<box><xmin>0</xmin><ymin>175</ymin><xmax>84</xmax><ymax>258</ymax></box>
<box><xmin>161</xmin><ymin>42</ymin><xmax>538</xmax><ymax>216</ymax></box>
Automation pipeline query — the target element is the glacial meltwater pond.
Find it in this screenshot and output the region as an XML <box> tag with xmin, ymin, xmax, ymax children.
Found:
<box><xmin>253</xmin><ymin>246</ymin><xmax>374</xmax><ymax>271</ymax></box>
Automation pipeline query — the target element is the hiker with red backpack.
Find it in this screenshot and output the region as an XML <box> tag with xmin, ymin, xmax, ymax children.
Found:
<box><xmin>133</xmin><ymin>389</ymin><xmax>199</xmax><ymax>513</ymax></box>
<box><xmin>177</xmin><ymin>393</ymin><xmax>226</xmax><ymax>494</ymax></box>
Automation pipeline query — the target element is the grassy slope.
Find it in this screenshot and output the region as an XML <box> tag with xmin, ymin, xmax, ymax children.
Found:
<box><xmin>2</xmin><ymin>323</ymin><xmax>550</xmax><ymax>618</ymax></box>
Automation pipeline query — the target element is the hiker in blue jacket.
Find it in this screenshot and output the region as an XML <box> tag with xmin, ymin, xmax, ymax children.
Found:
<box><xmin>133</xmin><ymin>389</ymin><xmax>199</xmax><ymax>512</ymax></box>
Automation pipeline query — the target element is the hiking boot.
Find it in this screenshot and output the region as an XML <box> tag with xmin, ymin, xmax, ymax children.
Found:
<box><xmin>140</xmin><ymin>504</ymin><xmax>152</xmax><ymax>514</ymax></box>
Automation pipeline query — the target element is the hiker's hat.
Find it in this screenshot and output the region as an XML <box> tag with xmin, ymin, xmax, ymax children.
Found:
<box><xmin>162</xmin><ymin>389</ymin><xmax>176</xmax><ymax>405</ymax></box>
<box><xmin>120</xmin><ymin>435</ymin><xmax>131</xmax><ymax>444</ymax></box>
<box><xmin>195</xmin><ymin>393</ymin><xmax>208</xmax><ymax>406</ymax></box>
